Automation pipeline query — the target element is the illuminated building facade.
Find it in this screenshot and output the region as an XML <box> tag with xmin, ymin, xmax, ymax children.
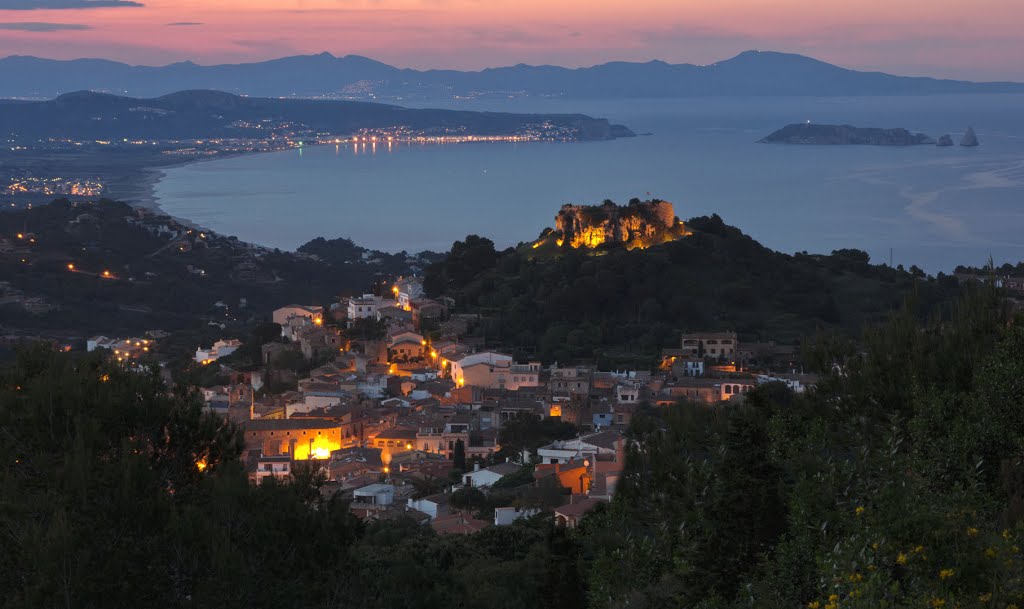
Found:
<box><xmin>243</xmin><ymin>419</ymin><xmax>343</xmax><ymax>461</ymax></box>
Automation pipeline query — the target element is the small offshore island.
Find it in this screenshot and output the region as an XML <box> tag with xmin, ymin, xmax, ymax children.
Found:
<box><xmin>760</xmin><ymin>123</ymin><xmax>981</xmax><ymax>147</ymax></box>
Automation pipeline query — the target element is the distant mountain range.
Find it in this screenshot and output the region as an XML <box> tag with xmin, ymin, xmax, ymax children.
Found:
<box><xmin>0</xmin><ymin>90</ymin><xmax>630</xmax><ymax>141</ymax></box>
<box><xmin>1</xmin><ymin>50</ymin><xmax>1022</xmax><ymax>101</ymax></box>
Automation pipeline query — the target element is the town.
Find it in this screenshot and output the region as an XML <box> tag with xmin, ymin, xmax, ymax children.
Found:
<box><xmin>81</xmin><ymin>271</ymin><xmax>818</xmax><ymax>534</ymax></box>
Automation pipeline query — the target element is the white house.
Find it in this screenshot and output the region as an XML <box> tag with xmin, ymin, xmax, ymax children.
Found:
<box><xmin>616</xmin><ymin>382</ymin><xmax>642</xmax><ymax>404</ymax></box>
<box><xmin>352</xmin><ymin>483</ymin><xmax>395</xmax><ymax>506</ymax></box>
<box><xmin>252</xmin><ymin>455</ymin><xmax>292</xmax><ymax>485</ymax></box>
<box><xmin>356</xmin><ymin>374</ymin><xmax>389</xmax><ymax>399</ymax></box>
<box><xmin>756</xmin><ymin>373</ymin><xmax>817</xmax><ymax>394</ymax></box>
<box><xmin>494</xmin><ymin>507</ymin><xmax>541</xmax><ymax>526</ymax></box>
<box><xmin>407</xmin><ymin>493</ymin><xmax>448</xmax><ymax>520</ymax></box>
<box><xmin>195</xmin><ymin>339</ymin><xmax>242</xmax><ymax>364</ymax></box>
<box><xmin>87</xmin><ymin>336</ymin><xmax>114</xmax><ymax>352</ymax></box>
<box><xmin>462</xmin><ymin>462</ymin><xmax>521</xmax><ymax>488</ymax></box>
<box><xmin>537</xmin><ymin>431</ymin><xmax>622</xmax><ymax>465</ymax></box>
<box><xmin>347</xmin><ymin>294</ymin><xmax>384</xmax><ymax>322</ymax></box>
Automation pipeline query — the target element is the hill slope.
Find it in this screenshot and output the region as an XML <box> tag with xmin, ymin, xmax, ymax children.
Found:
<box><xmin>424</xmin><ymin>211</ymin><xmax>961</xmax><ymax>364</ymax></box>
<box><xmin>0</xmin><ymin>199</ymin><xmax>425</xmax><ymax>338</ymax></box>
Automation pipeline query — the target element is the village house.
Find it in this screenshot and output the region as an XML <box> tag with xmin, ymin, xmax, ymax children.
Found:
<box><xmin>243</xmin><ymin>418</ymin><xmax>344</xmax><ymax>461</ymax></box>
<box><xmin>548</xmin><ymin>364</ymin><xmax>594</xmax><ymax>396</ymax></box>
<box><xmin>347</xmin><ymin>294</ymin><xmax>386</xmax><ymax>323</ymax></box>
<box><xmin>462</xmin><ymin>461</ymin><xmax>521</xmax><ymax>488</ymax></box>
<box><xmin>248</xmin><ymin>454</ymin><xmax>292</xmax><ymax>485</ymax></box>
<box><xmin>329</xmin><ymin>447</ymin><xmax>384</xmax><ymax>481</ymax></box>
<box><xmin>296</xmin><ymin>325</ymin><xmax>343</xmax><ymax>360</ymax></box>
<box><xmin>494</xmin><ymin>507</ymin><xmax>541</xmax><ymax>526</ymax></box>
<box><xmin>554</xmin><ymin>497</ymin><xmax>607</xmax><ymax>528</ymax></box>
<box><xmin>410</xmin><ymin>298</ymin><xmax>445</xmax><ymax>328</ymax></box>
<box><xmin>388</xmin><ymin>330</ymin><xmax>426</xmax><ymax>361</ymax></box>
<box><xmin>371</xmin><ymin>428</ymin><xmax>419</xmax><ymax>466</ymax></box>
<box><xmin>195</xmin><ymin>338</ymin><xmax>241</xmax><ymax>364</ymax></box>
<box><xmin>658</xmin><ymin>378</ymin><xmax>756</xmax><ymax>405</ymax></box>
<box><xmin>537</xmin><ymin>430</ymin><xmax>622</xmax><ymax>465</ymax></box>
<box><xmin>447</xmin><ymin>351</ymin><xmax>541</xmax><ymax>390</ymax></box>
<box><xmin>680</xmin><ymin>331</ymin><xmax>738</xmax><ymax>359</ymax></box>
<box><xmin>392</xmin><ymin>276</ymin><xmax>424</xmax><ymax>311</ymax></box>
<box><xmin>756</xmin><ymin>372</ymin><xmax>818</xmax><ymax>393</ymax></box>
<box><xmin>591</xmin><ymin>402</ymin><xmax>615</xmax><ymax>428</ymax></box>
<box><xmin>280</xmin><ymin>314</ymin><xmax>315</xmax><ymax>341</ymax></box>
<box><xmin>272</xmin><ymin>304</ymin><xmax>324</xmax><ymax>326</ymax></box>
<box><xmin>430</xmin><ymin>511</ymin><xmax>489</xmax><ymax>536</ymax></box>
<box><xmin>660</xmin><ymin>350</ymin><xmax>706</xmax><ymax>377</ymax></box>
<box><xmin>352</xmin><ymin>483</ymin><xmax>395</xmax><ymax>507</ymax></box>
<box><xmin>261</xmin><ymin>341</ymin><xmax>296</xmax><ymax>365</ymax></box>
<box><xmin>407</xmin><ymin>493</ymin><xmax>449</xmax><ymax>520</ymax></box>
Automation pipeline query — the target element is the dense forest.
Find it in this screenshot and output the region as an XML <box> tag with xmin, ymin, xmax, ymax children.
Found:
<box><xmin>424</xmin><ymin>215</ymin><xmax>963</xmax><ymax>364</ymax></box>
<box><xmin>2</xmin><ymin>283</ymin><xmax>1021</xmax><ymax>608</ymax></box>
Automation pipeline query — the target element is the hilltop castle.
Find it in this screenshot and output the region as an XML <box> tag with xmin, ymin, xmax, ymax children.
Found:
<box><xmin>546</xmin><ymin>199</ymin><xmax>687</xmax><ymax>250</ymax></box>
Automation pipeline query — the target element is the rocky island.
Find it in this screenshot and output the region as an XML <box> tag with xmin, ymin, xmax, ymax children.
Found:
<box><xmin>961</xmin><ymin>126</ymin><xmax>980</xmax><ymax>147</ymax></box>
<box><xmin>759</xmin><ymin>123</ymin><xmax>935</xmax><ymax>146</ymax></box>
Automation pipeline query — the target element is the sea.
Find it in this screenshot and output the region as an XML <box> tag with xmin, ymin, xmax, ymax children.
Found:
<box><xmin>153</xmin><ymin>95</ymin><xmax>1024</xmax><ymax>273</ymax></box>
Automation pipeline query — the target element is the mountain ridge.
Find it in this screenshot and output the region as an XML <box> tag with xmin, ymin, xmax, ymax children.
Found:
<box><xmin>2</xmin><ymin>50</ymin><xmax>1022</xmax><ymax>100</ymax></box>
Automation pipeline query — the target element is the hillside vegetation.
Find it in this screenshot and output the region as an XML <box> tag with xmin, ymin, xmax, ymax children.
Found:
<box><xmin>425</xmin><ymin>213</ymin><xmax>961</xmax><ymax>364</ymax></box>
<box><xmin>1</xmin><ymin>282</ymin><xmax>1021</xmax><ymax>608</ymax></box>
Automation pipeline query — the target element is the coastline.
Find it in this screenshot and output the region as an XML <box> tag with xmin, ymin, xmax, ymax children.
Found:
<box><xmin>103</xmin><ymin>148</ymin><xmax>286</xmax><ymax>228</ymax></box>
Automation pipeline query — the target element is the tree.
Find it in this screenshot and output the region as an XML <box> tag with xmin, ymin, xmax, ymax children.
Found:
<box><xmin>453</xmin><ymin>439</ymin><xmax>466</xmax><ymax>472</ymax></box>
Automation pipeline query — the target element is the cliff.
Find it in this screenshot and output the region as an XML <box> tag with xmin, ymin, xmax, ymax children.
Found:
<box><xmin>541</xmin><ymin>199</ymin><xmax>688</xmax><ymax>250</ymax></box>
<box><xmin>759</xmin><ymin>123</ymin><xmax>934</xmax><ymax>145</ymax></box>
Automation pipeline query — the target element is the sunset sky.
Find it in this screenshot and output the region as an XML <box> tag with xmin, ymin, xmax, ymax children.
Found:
<box><xmin>1</xmin><ymin>0</ymin><xmax>1022</xmax><ymax>79</ymax></box>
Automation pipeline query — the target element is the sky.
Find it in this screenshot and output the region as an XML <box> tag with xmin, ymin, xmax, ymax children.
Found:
<box><xmin>0</xmin><ymin>0</ymin><xmax>1022</xmax><ymax>80</ymax></box>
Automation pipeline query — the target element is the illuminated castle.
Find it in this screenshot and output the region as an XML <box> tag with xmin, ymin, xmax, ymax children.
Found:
<box><xmin>546</xmin><ymin>199</ymin><xmax>688</xmax><ymax>250</ymax></box>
